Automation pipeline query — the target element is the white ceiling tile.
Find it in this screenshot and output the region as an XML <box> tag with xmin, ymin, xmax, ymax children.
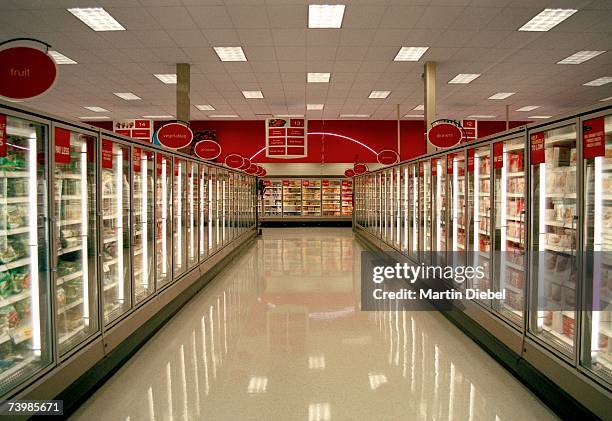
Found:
<box><xmin>339</xmin><ymin>29</ymin><xmax>377</xmax><ymax>46</ymax></box>
<box><xmin>201</xmin><ymin>28</ymin><xmax>241</xmax><ymax>45</ymax></box>
<box><xmin>415</xmin><ymin>6</ymin><xmax>463</xmax><ymax>29</ymax></box>
<box><xmin>226</xmin><ymin>5</ymin><xmax>270</xmax><ymax>28</ymax></box>
<box><xmin>166</xmin><ymin>30</ymin><xmax>209</xmax><ymax>47</ymax></box>
<box><xmin>306</xmin><ymin>29</ymin><xmax>341</xmax><ymax>46</ymax></box>
<box><xmin>379</xmin><ymin>6</ymin><xmax>426</xmax><ymax>29</ymax></box>
<box><xmin>278</xmin><ymin>61</ymin><xmax>306</xmax><ymax>72</ymax></box>
<box><xmin>306</xmin><ymin>46</ymin><xmax>337</xmax><ymax>61</ymax></box>
<box><xmin>342</xmin><ymin>5</ymin><xmax>386</xmax><ymax>29</ymax></box>
<box><xmin>186</xmin><ymin>6</ymin><xmax>234</xmax><ymax>29</ymax></box>
<box><xmin>147</xmin><ymin>7</ymin><xmax>197</xmax><ymax>30</ymax></box>
<box><xmin>237</xmin><ymin>29</ymin><xmax>274</xmax><ymax>46</ymax></box>
<box><xmin>133</xmin><ymin>30</ymin><xmax>177</xmax><ymax>48</ymax></box>
<box><xmin>272</xmin><ymin>29</ymin><xmax>307</xmax><ymax>45</ymax></box>
<box><xmin>266</xmin><ymin>5</ymin><xmax>305</xmax><ymax>29</ymax></box>
<box><xmin>250</xmin><ymin>61</ymin><xmax>280</xmax><ymax>73</ymax></box>
<box><xmin>275</xmin><ymin>46</ymin><xmax>305</xmax><ymax>61</ymax></box>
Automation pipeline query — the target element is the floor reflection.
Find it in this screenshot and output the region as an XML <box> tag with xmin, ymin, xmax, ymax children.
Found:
<box><xmin>72</xmin><ymin>228</ymin><xmax>555</xmax><ymax>421</ymax></box>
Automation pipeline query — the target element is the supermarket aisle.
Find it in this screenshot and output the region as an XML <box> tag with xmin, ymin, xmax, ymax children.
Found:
<box><xmin>71</xmin><ymin>228</ymin><xmax>556</xmax><ymax>421</ymax></box>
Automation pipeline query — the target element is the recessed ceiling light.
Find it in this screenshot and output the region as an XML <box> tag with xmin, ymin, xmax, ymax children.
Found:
<box><xmin>413</xmin><ymin>104</ymin><xmax>424</xmax><ymax>111</ymax></box>
<box><xmin>518</xmin><ymin>9</ymin><xmax>577</xmax><ymax>32</ymax></box>
<box><xmin>154</xmin><ymin>74</ymin><xmax>177</xmax><ymax>84</ymax></box>
<box><xmin>67</xmin><ymin>7</ymin><xmax>125</xmax><ymax>31</ymax></box>
<box><xmin>340</xmin><ymin>114</ymin><xmax>369</xmax><ymax>118</ymax></box>
<box><xmin>307</xmin><ymin>72</ymin><xmax>331</xmax><ymax>83</ymax></box>
<box><xmin>307</xmin><ymin>104</ymin><xmax>324</xmax><ymax>110</ymax></box>
<box><xmin>114</xmin><ymin>92</ymin><xmax>141</xmax><ymax>100</ymax></box>
<box><xmin>601</xmin><ymin>96</ymin><xmax>612</xmax><ymax>101</ymax></box>
<box><xmin>242</xmin><ymin>90</ymin><xmax>264</xmax><ymax>99</ymax></box>
<box><xmin>79</xmin><ymin>116</ymin><xmax>110</xmax><ymax>120</ymax></box>
<box><xmin>369</xmin><ymin>90</ymin><xmax>390</xmax><ymax>99</ymax></box>
<box><xmin>404</xmin><ymin>114</ymin><xmax>424</xmax><ymax>118</ymax></box>
<box><xmin>208</xmin><ymin>114</ymin><xmax>239</xmax><ymax>118</ymax></box>
<box><xmin>214</xmin><ymin>47</ymin><xmax>247</xmax><ymax>62</ymax></box>
<box><xmin>394</xmin><ymin>47</ymin><xmax>429</xmax><ymax>62</ymax></box>
<box><xmin>584</xmin><ymin>77</ymin><xmax>612</xmax><ymax>86</ymax></box>
<box><xmin>448</xmin><ymin>74</ymin><xmax>480</xmax><ymax>84</ymax></box>
<box><xmin>308</xmin><ymin>4</ymin><xmax>345</xmax><ymax>29</ymax></box>
<box><xmin>516</xmin><ymin>105</ymin><xmax>540</xmax><ymax>112</ymax></box>
<box><xmin>83</xmin><ymin>106</ymin><xmax>109</xmax><ymax>112</ymax></box>
<box><xmin>468</xmin><ymin>114</ymin><xmax>496</xmax><ymax>118</ymax></box>
<box><xmin>247</xmin><ymin>376</ymin><xmax>268</xmax><ymax>394</ymax></box>
<box><xmin>48</xmin><ymin>50</ymin><xmax>77</xmax><ymax>64</ymax></box>
<box><xmin>529</xmin><ymin>115</ymin><xmax>552</xmax><ymax>119</ymax></box>
<box><xmin>557</xmin><ymin>50</ymin><xmax>606</xmax><ymax>64</ymax></box>
<box><xmin>276</xmin><ymin>114</ymin><xmax>304</xmax><ymax>117</ymax></box>
<box><xmin>488</xmin><ymin>92</ymin><xmax>515</xmax><ymax>100</ymax></box>
<box><xmin>142</xmin><ymin>115</ymin><xmax>173</xmax><ymax>119</ymax></box>
<box><xmin>195</xmin><ymin>104</ymin><xmax>215</xmax><ymax>111</ymax></box>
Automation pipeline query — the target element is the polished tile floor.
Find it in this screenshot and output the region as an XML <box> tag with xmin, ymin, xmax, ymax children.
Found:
<box><xmin>72</xmin><ymin>228</ymin><xmax>556</xmax><ymax>421</ymax></box>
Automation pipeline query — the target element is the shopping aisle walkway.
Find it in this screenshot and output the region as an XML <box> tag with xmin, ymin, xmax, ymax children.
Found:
<box><xmin>72</xmin><ymin>228</ymin><xmax>556</xmax><ymax>421</ymax></box>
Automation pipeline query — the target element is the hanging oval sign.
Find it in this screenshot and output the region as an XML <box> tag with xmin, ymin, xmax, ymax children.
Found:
<box><xmin>224</xmin><ymin>153</ymin><xmax>244</xmax><ymax>168</ymax></box>
<box><xmin>239</xmin><ymin>157</ymin><xmax>251</xmax><ymax>170</ymax></box>
<box><xmin>258</xmin><ymin>167</ymin><xmax>267</xmax><ymax>177</ymax></box>
<box><xmin>194</xmin><ymin>139</ymin><xmax>221</xmax><ymax>160</ymax></box>
<box><xmin>427</xmin><ymin>120</ymin><xmax>463</xmax><ymax>148</ymax></box>
<box><xmin>353</xmin><ymin>163</ymin><xmax>368</xmax><ymax>175</ymax></box>
<box><xmin>0</xmin><ymin>47</ymin><xmax>57</xmax><ymax>100</ymax></box>
<box><xmin>157</xmin><ymin>123</ymin><xmax>194</xmax><ymax>149</ymax></box>
<box><xmin>344</xmin><ymin>168</ymin><xmax>355</xmax><ymax>178</ymax></box>
<box><xmin>245</xmin><ymin>163</ymin><xmax>258</xmax><ymax>174</ymax></box>
<box><xmin>377</xmin><ymin>149</ymin><xmax>399</xmax><ymax>165</ymax></box>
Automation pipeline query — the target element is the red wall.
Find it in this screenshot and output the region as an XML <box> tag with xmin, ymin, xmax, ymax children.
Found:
<box><xmin>87</xmin><ymin>119</ymin><xmax>529</xmax><ymax>164</ymax></box>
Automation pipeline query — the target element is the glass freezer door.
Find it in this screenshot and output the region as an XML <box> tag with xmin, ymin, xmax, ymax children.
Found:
<box><xmin>173</xmin><ymin>158</ymin><xmax>186</xmax><ymax>278</ymax></box>
<box><xmin>410</xmin><ymin>163</ymin><xmax>418</xmax><ymax>257</ymax></box>
<box><xmin>209</xmin><ymin>167</ymin><xmax>216</xmax><ymax>254</ymax></box>
<box><xmin>530</xmin><ymin>124</ymin><xmax>577</xmax><ymax>356</ymax></box>
<box><xmin>401</xmin><ymin>166</ymin><xmax>408</xmax><ymax>253</ymax></box>
<box><xmin>54</xmin><ymin>127</ymin><xmax>99</xmax><ymax>355</ymax></box>
<box><xmin>448</xmin><ymin>152</ymin><xmax>466</xmax><ymax>268</ymax></box>
<box><xmin>199</xmin><ymin>165</ymin><xmax>208</xmax><ymax>261</ymax></box>
<box><xmin>155</xmin><ymin>154</ymin><xmax>172</xmax><ymax>289</ymax></box>
<box><xmin>419</xmin><ymin>161</ymin><xmax>431</xmax><ymax>264</ymax></box>
<box><xmin>581</xmin><ymin>113</ymin><xmax>612</xmax><ymax>385</ymax></box>
<box><xmin>187</xmin><ymin>162</ymin><xmax>198</xmax><ymax>269</ymax></box>
<box><xmin>133</xmin><ymin>148</ymin><xmax>154</xmax><ymax>304</ymax></box>
<box><xmin>100</xmin><ymin>140</ymin><xmax>131</xmax><ymax>325</ymax></box>
<box><xmin>432</xmin><ymin>157</ymin><xmax>447</xmax><ymax>266</ymax></box>
<box><xmin>0</xmin><ymin>115</ymin><xmax>51</xmax><ymax>394</ymax></box>
<box><xmin>470</xmin><ymin>146</ymin><xmax>492</xmax><ymax>298</ymax></box>
<box><xmin>302</xmin><ymin>179</ymin><xmax>321</xmax><ymax>216</ymax></box>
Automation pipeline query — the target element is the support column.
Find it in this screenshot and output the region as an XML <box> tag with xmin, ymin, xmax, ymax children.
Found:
<box><xmin>176</xmin><ymin>63</ymin><xmax>190</xmax><ymax>124</ymax></box>
<box><xmin>424</xmin><ymin>61</ymin><xmax>436</xmax><ymax>153</ymax></box>
<box><xmin>396</xmin><ymin>104</ymin><xmax>401</xmax><ymax>161</ymax></box>
<box><xmin>505</xmin><ymin>104</ymin><xmax>510</xmax><ymax>130</ymax></box>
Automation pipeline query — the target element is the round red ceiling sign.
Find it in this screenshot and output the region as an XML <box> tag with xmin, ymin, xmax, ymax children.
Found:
<box><xmin>194</xmin><ymin>139</ymin><xmax>221</xmax><ymax>160</ymax></box>
<box><xmin>245</xmin><ymin>163</ymin><xmax>258</xmax><ymax>174</ymax></box>
<box><xmin>258</xmin><ymin>167</ymin><xmax>267</xmax><ymax>177</ymax></box>
<box><xmin>428</xmin><ymin>122</ymin><xmax>463</xmax><ymax>148</ymax></box>
<box><xmin>239</xmin><ymin>157</ymin><xmax>251</xmax><ymax>170</ymax></box>
<box><xmin>0</xmin><ymin>47</ymin><xmax>57</xmax><ymax>100</ymax></box>
<box><xmin>377</xmin><ymin>150</ymin><xmax>399</xmax><ymax>165</ymax></box>
<box><xmin>225</xmin><ymin>153</ymin><xmax>244</xmax><ymax>168</ymax></box>
<box><xmin>344</xmin><ymin>168</ymin><xmax>355</xmax><ymax>178</ymax></box>
<box><xmin>353</xmin><ymin>163</ymin><xmax>367</xmax><ymax>175</ymax></box>
<box><xmin>157</xmin><ymin>123</ymin><xmax>194</xmax><ymax>149</ymax></box>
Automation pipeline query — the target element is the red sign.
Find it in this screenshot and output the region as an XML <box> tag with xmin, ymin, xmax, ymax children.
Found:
<box><xmin>303</xmin><ymin>180</ymin><xmax>309</xmax><ymax>187</ymax></box>
<box><xmin>116</xmin><ymin>129</ymin><xmax>130</xmax><ymax>137</ymax></box>
<box><xmin>467</xmin><ymin>149</ymin><xmax>475</xmax><ymax>172</ymax></box>
<box><xmin>283</xmin><ymin>180</ymin><xmax>289</xmax><ymax>186</ymax></box>
<box><xmin>287</xmin><ymin>128</ymin><xmax>304</xmax><ymax>136</ymax></box>
<box><xmin>530</xmin><ymin>132</ymin><xmax>545</xmax><ymax>165</ymax></box>
<box><xmin>135</xmin><ymin>120</ymin><xmax>150</xmax><ymax>129</ymax></box>
<box><xmin>290</xmin><ymin>119</ymin><xmax>304</xmax><ymax>127</ymax></box>
<box><xmin>157</xmin><ymin>123</ymin><xmax>193</xmax><ymax>149</ymax></box>
<box><xmin>269</xmin><ymin>138</ymin><xmax>285</xmax><ymax>146</ymax></box>
<box><xmin>354</xmin><ymin>163</ymin><xmax>367</xmax><ymax>175</ymax></box>
<box><xmin>0</xmin><ymin>47</ymin><xmax>57</xmax><ymax>100</ymax></box>
<box><xmin>194</xmin><ymin>140</ymin><xmax>221</xmax><ymax>160</ymax></box>
<box><xmin>344</xmin><ymin>168</ymin><xmax>355</xmax><ymax>177</ymax></box>
<box><xmin>322</xmin><ymin>179</ymin><xmax>329</xmax><ymax>187</ymax></box>
<box><xmin>264</xmin><ymin>179</ymin><xmax>270</xmax><ymax>186</ymax></box>
<box><xmin>287</xmin><ymin>147</ymin><xmax>303</xmax><ymax>155</ymax></box>
<box><xmin>463</xmin><ymin>119</ymin><xmax>476</xmax><ymax>129</ymax></box>
<box><xmin>132</xmin><ymin>129</ymin><xmax>150</xmax><ymax>138</ymax></box>
<box><xmin>225</xmin><ymin>153</ymin><xmax>244</xmax><ymax>168</ymax></box>
<box><xmin>54</xmin><ymin>127</ymin><xmax>71</xmax><ymax>164</ymax></box>
<box><xmin>258</xmin><ymin>167</ymin><xmax>267</xmax><ymax>176</ymax></box>
<box><xmin>463</xmin><ymin>128</ymin><xmax>476</xmax><ymax>138</ymax></box>
<box><xmin>493</xmin><ymin>142</ymin><xmax>504</xmax><ymax>169</ymax></box>
<box><xmin>0</xmin><ymin>114</ymin><xmax>6</xmax><ymax>158</ymax></box>
<box><xmin>583</xmin><ymin>117</ymin><xmax>605</xmax><ymax>159</ymax></box>
<box><xmin>245</xmin><ymin>163</ymin><xmax>258</xmax><ymax>174</ymax></box>
<box><xmin>239</xmin><ymin>157</ymin><xmax>251</xmax><ymax>170</ymax></box>
<box><xmin>287</xmin><ymin>138</ymin><xmax>304</xmax><ymax>146</ymax></box>
<box><xmin>269</xmin><ymin>128</ymin><xmax>285</xmax><ymax>136</ymax></box>
<box><xmin>133</xmin><ymin>147</ymin><xmax>141</xmax><ymax>172</ymax></box>
<box><xmin>428</xmin><ymin>122</ymin><xmax>463</xmax><ymax>148</ymax></box>
<box><xmin>268</xmin><ymin>146</ymin><xmax>285</xmax><ymax>155</ymax></box>
<box><xmin>102</xmin><ymin>139</ymin><xmax>113</xmax><ymax>169</ymax></box>
<box><xmin>377</xmin><ymin>149</ymin><xmax>399</xmax><ymax>165</ymax></box>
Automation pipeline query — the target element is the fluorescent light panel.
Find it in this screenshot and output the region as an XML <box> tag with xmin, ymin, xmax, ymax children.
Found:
<box><xmin>79</xmin><ymin>116</ymin><xmax>109</xmax><ymax>120</ymax></box>
<box><xmin>413</xmin><ymin>104</ymin><xmax>424</xmax><ymax>111</ymax></box>
<box><xmin>114</xmin><ymin>92</ymin><xmax>141</xmax><ymax>100</ymax></box>
<box><xmin>308</xmin><ymin>5</ymin><xmax>345</xmax><ymax>28</ymax></box>
<box><xmin>67</xmin><ymin>7</ymin><xmax>125</xmax><ymax>31</ymax></box>
<box><xmin>84</xmin><ymin>106</ymin><xmax>108</xmax><ymax>112</ymax></box>
<box><xmin>242</xmin><ymin>90</ymin><xmax>263</xmax><ymax>98</ymax></box>
<box><xmin>369</xmin><ymin>90</ymin><xmax>390</xmax><ymax>99</ymax></box>
<box><xmin>276</xmin><ymin>114</ymin><xmax>304</xmax><ymax>117</ymax></box>
<box><xmin>516</xmin><ymin>105</ymin><xmax>540</xmax><ymax>112</ymax></box>
<box><xmin>529</xmin><ymin>115</ymin><xmax>552</xmax><ymax>119</ymax></box>
<box><xmin>448</xmin><ymin>74</ymin><xmax>480</xmax><ymax>84</ymax></box>
<box><xmin>488</xmin><ymin>92</ymin><xmax>515</xmax><ymax>100</ymax></box>
<box><xmin>48</xmin><ymin>50</ymin><xmax>77</xmax><ymax>64</ymax></box>
<box><xmin>601</xmin><ymin>96</ymin><xmax>612</xmax><ymax>102</ymax></box>
<box><xmin>214</xmin><ymin>47</ymin><xmax>247</xmax><ymax>62</ymax></box>
<box><xmin>195</xmin><ymin>104</ymin><xmax>215</xmax><ymax>111</ymax></box>
<box><xmin>557</xmin><ymin>50</ymin><xmax>606</xmax><ymax>64</ymax></box>
<box><xmin>247</xmin><ymin>376</ymin><xmax>268</xmax><ymax>394</ymax></box>
<box><xmin>154</xmin><ymin>74</ymin><xmax>177</xmax><ymax>84</ymax></box>
<box><xmin>584</xmin><ymin>77</ymin><xmax>612</xmax><ymax>86</ymax></box>
<box><xmin>208</xmin><ymin>114</ymin><xmax>239</xmax><ymax>118</ymax></box>
<box><xmin>142</xmin><ymin>115</ymin><xmax>173</xmax><ymax>119</ymax></box>
<box><xmin>394</xmin><ymin>47</ymin><xmax>429</xmax><ymax>62</ymax></box>
<box><xmin>307</xmin><ymin>104</ymin><xmax>324</xmax><ymax>110</ymax></box>
<box><xmin>404</xmin><ymin>114</ymin><xmax>423</xmax><ymax>118</ymax></box>
<box><xmin>518</xmin><ymin>9</ymin><xmax>577</xmax><ymax>32</ymax></box>
<box><xmin>468</xmin><ymin>114</ymin><xmax>496</xmax><ymax>118</ymax></box>
<box><xmin>307</xmin><ymin>72</ymin><xmax>331</xmax><ymax>83</ymax></box>
<box><xmin>340</xmin><ymin>114</ymin><xmax>369</xmax><ymax>118</ymax></box>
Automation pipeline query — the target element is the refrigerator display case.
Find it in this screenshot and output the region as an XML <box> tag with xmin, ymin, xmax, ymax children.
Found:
<box><xmin>322</xmin><ymin>179</ymin><xmax>341</xmax><ymax>216</ymax></box>
<box><xmin>401</xmin><ymin>165</ymin><xmax>409</xmax><ymax>253</ymax></box>
<box><xmin>100</xmin><ymin>140</ymin><xmax>131</xmax><ymax>325</ymax></box>
<box><xmin>470</xmin><ymin>145</ymin><xmax>492</xmax><ymax>296</ymax></box>
<box><xmin>410</xmin><ymin>163</ymin><xmax>418</xmax><ymax>257</ymax></box>
<box><xmin>173</xmin><ymin>158</ymin><xmax>186</xmax><ymax>278</ymax></box>
<box><xmin>448</xmin><ymin>152</ymin><xmax>466</xmax><ymax>269</ymax></box>
<box><xmin>0</xmin><ymin>115</ymin><xmax>51</xmax><ymax>394</ymax></box>
<box><xmin>419</xmin><ymin>161</ymin><xmax>431</xmax><ymax>263</ymax></box>
<box><xmin>432</xmin><ymin>157</ymin><xmax>447</xmax><ymax>265</ymax></box>
<box><xmin>155</xmin><ymin>154</ymin><xmax>172</xmax><ymax>289</ymax></box>
<box><xmin>301</xmin><ymin>179</ymin><xmax>321</xmax><ymax>216</ymax></box>
<box><xmin>282</xmin><ymin>179</ymin><xmax>301</xmax><ymax>216</ymax></box>
<box><xmin>133</xmin><ymin>148</ymin><xmax>155</xmax><ymax>304</ymax></box>
<box><xmin>262</xmin><ymin>179</ymin><xmax>282</xmax><ymax>216</ymax></box>
<box><xmin>187</xmin><ymin>162</ymin><xmax>198</xmax><ymax>269</ymax></box>
<box><xmin>341</xmin><ymin>179</ymin><xmax>353</xmax><ymax>217</ymax></box>
<box><xmin>54</xmin><ymin>126</ymin><xmax>99</xmax><ymax>355</ymax></box>
<box><xmin>198</xmin><ymin>165</ymin><xmax>208</xmax><ymax>262</ymax></box>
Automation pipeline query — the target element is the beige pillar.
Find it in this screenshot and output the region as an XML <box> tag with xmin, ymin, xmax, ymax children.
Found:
<box><xmin>176</xmin><ymin>63</ymin><xmax>190</xmax><ymax>124</ymax></box>
<box><xmin>505</xmin><ymin>104</ymin><xmax>510</xmax><ymax>130</ymax></box>
<box><xmin>424</xmin><ymin>61</ymin><xmax>436</xmax><ymax>153</ymax></box>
